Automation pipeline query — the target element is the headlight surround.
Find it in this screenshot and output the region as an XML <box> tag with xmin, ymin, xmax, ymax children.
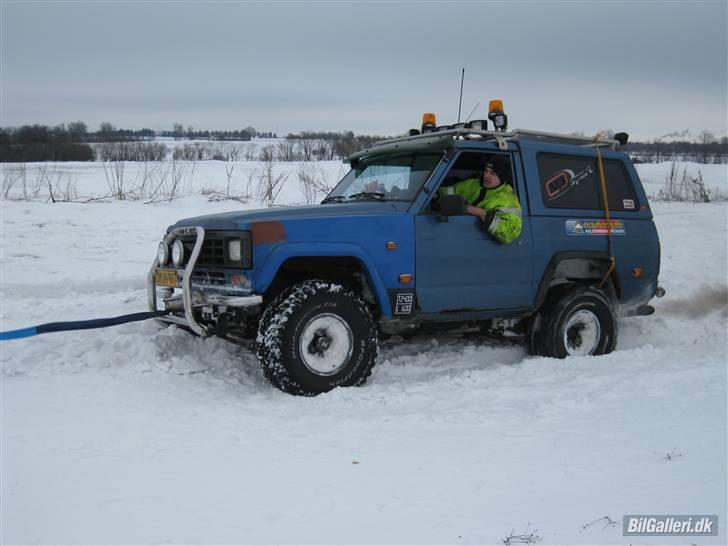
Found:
<box><xmin>157</xmin><ymin>242</ymin><xmax>169</xmax><ymax>265</ymax></box>
<box><xmin>172</xmin><ymin>239</ymin><xmax>185</xmax><ymax>266</ymax></box>
<box><xmin>224</xmin><ymin>232</ymin><xmax>252</xmax><ymax>268</ymax></box>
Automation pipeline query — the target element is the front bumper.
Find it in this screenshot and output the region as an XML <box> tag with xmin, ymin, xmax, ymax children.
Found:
<box><xmin>147</xmin><ymin>226</ymin><xmax>262</xmax><ymax>336</ymax></box>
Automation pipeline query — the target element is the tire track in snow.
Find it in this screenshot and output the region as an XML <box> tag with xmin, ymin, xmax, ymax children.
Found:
<box><xmin>1</xmin><ymin>277</ymin><xmax>147</xmax><ymax>299</ymax></box>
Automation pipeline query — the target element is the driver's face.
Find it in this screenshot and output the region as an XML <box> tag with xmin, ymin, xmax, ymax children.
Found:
<box><xmin>481</xmin><ymin>167</ymin><xmax>501</xmax><ymax>189</ymax></box>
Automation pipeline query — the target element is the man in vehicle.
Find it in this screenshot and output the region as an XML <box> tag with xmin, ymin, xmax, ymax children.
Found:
<box><xmin>439</xmin><ymin>155</ymin><xmax>522</xmax><ymax>244</ymax></box>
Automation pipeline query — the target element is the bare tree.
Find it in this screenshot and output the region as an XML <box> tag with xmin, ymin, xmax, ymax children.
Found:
<box><xmin>276</xmin><ymin>139</ymin><xmax>298</xmax><ymax>162</ymax></box>
<box><xmin>132</xmin><ymin>160</ymin><xmax>160</xmax><ymax>199</ymax></box>
<box><xmin>225</xmin><ymin>163</ymin><xmax>235</xmax><ymax>196</ymax></box>
<box><xmin>300</xmin><ymin>139</ymin><xmax>315</xmax><ymax>161</ymax></box>
<box><xmin>244</xmin><ymin>143</ymin><xmax>258</xmax><ymax>161</ymax></box>
<box><xmin>656</xmin><ymin>162</ymin><xmax>711</xmax><ymax>202</ymax></box>
<box><xmin>257</xmin><ymin>156</ymin><xmax>289</xmax><ymax>207</ymax></box>
<box><xmin>102</xmin><ymin>156</ymin><xmax>127</xmax><ymax>200</ymax></box>
<box><xmin>98</xmin><ymin>122</ymin><xmax>115</xmax><ymax>142</ymax></box>
<box><xmin>698</xmin><ymin>130</ymin><xmax>716</xmax><ymax>164</ymax></box>
<box><xmin>242</xmin><ymin>165</ymin><xmax>258</xmax><ymax>199</ymax></box>
<box><xmin>67</xmin><ymin>121</ymin><xmax>87</xmax><ymax>142</ymax></box>
<box><xmin>297</xmin><ymin>162</ymin><xmax>332</xmax><ymax>204</ymax></box>
<box><xmin>259</xmin><ymin>145</ymin><xmax>275</xmax><ymax>162</ymax></box>
<box><xmin>1</xmin><ymin>164</ymin><xmax>27</xmax><ymax>199</ymax></box>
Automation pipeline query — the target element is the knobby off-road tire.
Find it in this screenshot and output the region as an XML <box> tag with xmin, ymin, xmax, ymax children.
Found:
<box><xmin>256</xmin><ymin>280</ymin><xmax>378</xmax><ymax>396</ymax></box>
<box><xmin>527</xmin><ymin>284</ymin><xmax>617</xmax><ymax>358</ymax></box>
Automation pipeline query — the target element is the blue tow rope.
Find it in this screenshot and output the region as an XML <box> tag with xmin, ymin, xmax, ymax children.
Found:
<box><xmin>0</xmin><ymin>310</ymin><xmax>171</xmax><ymax>341</ymax></box>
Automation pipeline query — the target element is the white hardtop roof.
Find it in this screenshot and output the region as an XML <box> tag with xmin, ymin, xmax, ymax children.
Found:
<box><xmin>348</xmin><ymin>128</ymin><xmax>621</xmax><ymax>162</ymax></box>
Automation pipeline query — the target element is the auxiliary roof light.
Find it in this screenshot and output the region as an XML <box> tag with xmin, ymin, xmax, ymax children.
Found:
<box><xmin>466</xmin><ymin>120</ymin><xmax>488</xmax><ymax>131</ymax></box>
<box><xmin>488</xmin><ymin>99</ymin><xmax>508</xmax><ymax>132</ymax></box>
<box><xmin>421</xmin><ymin>113</ymin><xmax>437</xmax><ymax>134</ymax></box>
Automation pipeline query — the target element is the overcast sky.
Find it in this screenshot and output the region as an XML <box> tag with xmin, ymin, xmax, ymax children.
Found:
<box><xmin>1</xmin><ymin>1</ymin><xmax>726</xmax><ymax>140</ymax></box>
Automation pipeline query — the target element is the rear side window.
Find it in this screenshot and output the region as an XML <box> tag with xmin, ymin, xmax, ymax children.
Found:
<box><xmin>537</xmin><ymin>153</ymin><xmax>638</xmax><ymax>211</ymax></box>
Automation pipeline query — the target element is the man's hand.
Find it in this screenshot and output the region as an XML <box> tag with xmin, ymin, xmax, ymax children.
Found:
<box><xmin>466</xmin><ymin>204</ymin><xmax>487</xmax><ymax>222</ymax></box>
<box><xmin>466</xmin><ymin>205</ymin><xmax>494</xmax><ymax>229</ymax></box>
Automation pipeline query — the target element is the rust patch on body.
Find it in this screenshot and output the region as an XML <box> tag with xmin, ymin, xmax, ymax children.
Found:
<box><xmin>250</xmin><ymin>221</ymin><xmax>287</xmax><ymax>244</ymax></box>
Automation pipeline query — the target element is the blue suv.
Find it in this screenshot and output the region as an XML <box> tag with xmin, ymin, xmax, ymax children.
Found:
<box><xmin>149</xmin><ymin>124</ymin><xmax>664</xmax><ymax>395</ymax></box>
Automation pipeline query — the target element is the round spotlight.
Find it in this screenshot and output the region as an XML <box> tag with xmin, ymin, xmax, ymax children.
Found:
<box><xmin>172</xmin><ymin>239</ymin><xmax>185</xmax><ymax>266</ymax></box>
<box><xmin>157</xmin><ymin>242</ymin><xmax>169</xmax><ymax>266</ymax></box>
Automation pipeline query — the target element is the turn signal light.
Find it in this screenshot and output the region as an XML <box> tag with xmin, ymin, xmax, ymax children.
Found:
<box><xmin>632</xmin><ymin>268</ymin><xmax>643</xmax><ymax>278</ymax></box>
<box><xmin>399</xmin><ymin>274</ymin><xmax>413</xmax><ymax>284</ymax></box>
<box><xmin>387</xmin><ymin>241</ymin><xmax>397</xmax><ymax>250</ymax></box>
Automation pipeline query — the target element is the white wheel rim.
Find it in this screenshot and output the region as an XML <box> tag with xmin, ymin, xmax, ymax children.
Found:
<box><xmin>299</xmin><ymin>313</ymin><xmax>354</xmax><ymax>376</ymax></box>
<box><xmin>563</xmin><ymin>310</ymin><xmax>601</xmax><ymax>356</ymax></box>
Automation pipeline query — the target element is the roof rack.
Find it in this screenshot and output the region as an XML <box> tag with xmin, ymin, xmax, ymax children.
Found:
<box><xmin>348</xmin><ymin>128</ymin><xmax>620</xmax><ymax>161</ymax></box>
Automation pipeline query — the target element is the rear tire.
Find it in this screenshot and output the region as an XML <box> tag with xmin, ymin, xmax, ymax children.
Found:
<box><xmin>528</xmin><ymin>284</ymin><xmax>617</xmax><ymax>358</ymax></box>
<box><xmin>256</xmin><ymin>280</ymin><xmax>378</xmax><ymax>395</ymax></box>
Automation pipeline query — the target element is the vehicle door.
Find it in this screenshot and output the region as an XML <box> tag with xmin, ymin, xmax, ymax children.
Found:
<box><xmin>414</xmin><ymin>146</ymin><xmax>534</xmax><ymax>313</ymax></box>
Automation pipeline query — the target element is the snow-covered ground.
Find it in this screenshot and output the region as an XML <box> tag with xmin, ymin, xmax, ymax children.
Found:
<box><xmin>1</xmin><ymin>161</ymin><xmax>726</xmax><ymax>544</ymax></box>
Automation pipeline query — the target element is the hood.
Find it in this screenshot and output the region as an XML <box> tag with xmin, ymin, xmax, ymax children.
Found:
<box><xmin>169</xmin><ymin>201</ymin><xmax>408</xmax><ymax>231</ymax></box>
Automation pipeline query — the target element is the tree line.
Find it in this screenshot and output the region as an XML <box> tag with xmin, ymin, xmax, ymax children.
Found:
<box><xmin>1</xmin><ymin>121</ymin><xmax>725</xmax><ymax>163</ymax></box>
<box><xmin>623</xmin><ymin>134</ymin><xmax>728</xmax><ymax>164</ymax></box>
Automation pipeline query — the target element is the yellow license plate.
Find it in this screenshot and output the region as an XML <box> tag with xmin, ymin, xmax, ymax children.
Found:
<box><xmin>155</xmin><ymin>269</ymin><xmax>179</xmax><ymax>288</ymax></box>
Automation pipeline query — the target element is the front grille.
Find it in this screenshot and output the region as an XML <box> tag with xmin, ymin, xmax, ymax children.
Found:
<box><xmin>191</xmin><ymin>271</ymin><xmax>227</xmax><ymax>286</ymax></box>
<box><xmin>176</xmin><ymin>230</ymin><xmax>252</xmax><ymax>269</ymax></box>
<box><xmin>180</xmin><ymin>238</ymin><xmax>224</xmax><ymax>267</ymax></box>
<box><xmin>199</xmin><ymin>238</ymin><xmax>225</xmax><ymax>266</ymax></box>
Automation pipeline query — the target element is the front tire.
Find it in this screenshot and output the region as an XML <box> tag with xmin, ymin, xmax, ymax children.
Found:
<box><xmin>256</xmin><ymin>280</ymin><xmax>378</xmax><ymax>395</ymax></box>
<box><xmin>528</xmin><ymin>284</ymin><xmax>617</xmax><ymax>358</ymax></box>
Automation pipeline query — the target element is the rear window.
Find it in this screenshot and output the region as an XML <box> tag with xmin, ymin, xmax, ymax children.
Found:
<box><xmin>537</xmin><ymin>153</ymin><xmax>638</xmax><ymax>211</ymax></box>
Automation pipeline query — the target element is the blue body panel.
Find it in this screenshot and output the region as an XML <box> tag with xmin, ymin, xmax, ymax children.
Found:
<box><xmin>518</xmin><ymin>141</ymin><xmax>660</xmax><ymax>304</ymax></box>
<box><xmin>172</xmin><ymin>202</ymin><xmax>415</xmax><ymax>319</ymax></box>
<box><xmin>414</xmin><ymin>143</ymin><xmax>535</xmax><ymax>312</ymax></box>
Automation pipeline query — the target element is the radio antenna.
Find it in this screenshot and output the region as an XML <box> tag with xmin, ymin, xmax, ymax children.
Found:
<box><xmin>457</xmin><ymin>68</ymin><xmax>465</xmax><ymax>123</ymax></box>
<box><xmin>454</xmin><ymin>101</ymin><xmax>480</xmax><ymax>139</ymax></box>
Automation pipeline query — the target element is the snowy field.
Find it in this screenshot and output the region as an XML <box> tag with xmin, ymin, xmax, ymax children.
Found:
<box><xmin>1</xmin><ymin>160</ymin><xmax>726</xmax><ymax>544</ymax></box>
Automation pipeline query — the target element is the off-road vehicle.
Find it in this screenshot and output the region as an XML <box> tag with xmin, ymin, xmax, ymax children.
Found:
<box><xmin>149</xmin><ymin>103</ymin><xmax>664</xmax><ymax>395</ymax></box>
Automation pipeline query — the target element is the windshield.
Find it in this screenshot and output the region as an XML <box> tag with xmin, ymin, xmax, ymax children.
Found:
<box><xmin>323</xmin><ymin>153</ymin><xmax>443</xmax><ymax>203</ymax></box>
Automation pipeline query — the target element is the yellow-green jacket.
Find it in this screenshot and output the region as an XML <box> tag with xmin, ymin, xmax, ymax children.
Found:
<box><xmin>439</xmin><ymin>178</ymin><xmax>522</xmax><ymax>244</ymax></box>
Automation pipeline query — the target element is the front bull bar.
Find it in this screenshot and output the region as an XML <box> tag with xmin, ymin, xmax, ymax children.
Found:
<box><xmin>148</xmin><ymin>226</ymin><xmax>209</xmax><ymax>336</ymax></box>
<box><xmin>148</xmin><ymin>226</ymin><xmax>264</xmax><ymax>336</ymax></box>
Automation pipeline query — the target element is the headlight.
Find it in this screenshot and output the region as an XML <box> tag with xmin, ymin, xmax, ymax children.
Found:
<box><xmin>225</xmin><ymin>232</ymin><xmax>252</xmax><ymax>268</ymax></box>
<box><xmin>157</xmin><ymin>242</ymin><xmax>169</xmax><ymax>265</ymax></box>
<box><xmin>228</xmin><ymin>240</ymin><xmax>242</xmax><ymax>262</ymax></box>
<box><xmin>172</xmin><ymin>239</ymin><xmax>185</xmax><ymax>266</ymax></box>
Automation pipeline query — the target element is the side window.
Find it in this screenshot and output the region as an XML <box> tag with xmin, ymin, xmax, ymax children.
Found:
<box><xmin>537</xmin><ymin>153</ymin><xmax>638</xmax><ymax>211</ymax></box>
<box><xmin>439</xmin><ymin>151</ymin><xmax>516</xmax><ymax>195</ymax></box>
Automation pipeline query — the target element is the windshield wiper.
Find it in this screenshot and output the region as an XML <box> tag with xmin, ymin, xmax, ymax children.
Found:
<box><xmin>321</xmin><ymin>195</ymin><xmax>348</xmax><ymax>204</ymax></box>
<box><xmin>347</xmin><ymin>192</ymin><xmax>386</xmax><ymax>201</ymax></box>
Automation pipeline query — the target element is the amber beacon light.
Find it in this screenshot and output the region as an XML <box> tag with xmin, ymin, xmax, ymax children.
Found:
<box><xmin>421</xmin><ymin>113</ymin><xmax>437</xmax><ymax>133</ymax></box>
<box><xmin>488</xmin><ymin>99</ymin><xmax>508</xmax><ymax>131</ymax></box>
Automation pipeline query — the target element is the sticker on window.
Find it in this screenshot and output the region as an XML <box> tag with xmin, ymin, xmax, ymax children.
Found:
<box><xmin>623</xmin><ymin>199</ymin><xmax>635</xmax><ymax>209</ymax></box>
<box><xmin>565</xmin><ymin>219</ymin><xmax>626</xmax><ymax>236</ymax></box>
<box><xmin>544</xmin><ymin>165</ymin><xmax>594</xmax><ymax>200</ymax></box>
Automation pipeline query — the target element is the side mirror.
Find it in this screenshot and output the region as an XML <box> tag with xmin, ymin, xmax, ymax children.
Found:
<box><xmin>437</xmin><ymin>194</ymin><xmax>467</xmax><ymax>216</ymax></box>
<box><xmin>614</xmin><ymin>132</ymin><xmax>629</xmax><ymax>146</ymax></box>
